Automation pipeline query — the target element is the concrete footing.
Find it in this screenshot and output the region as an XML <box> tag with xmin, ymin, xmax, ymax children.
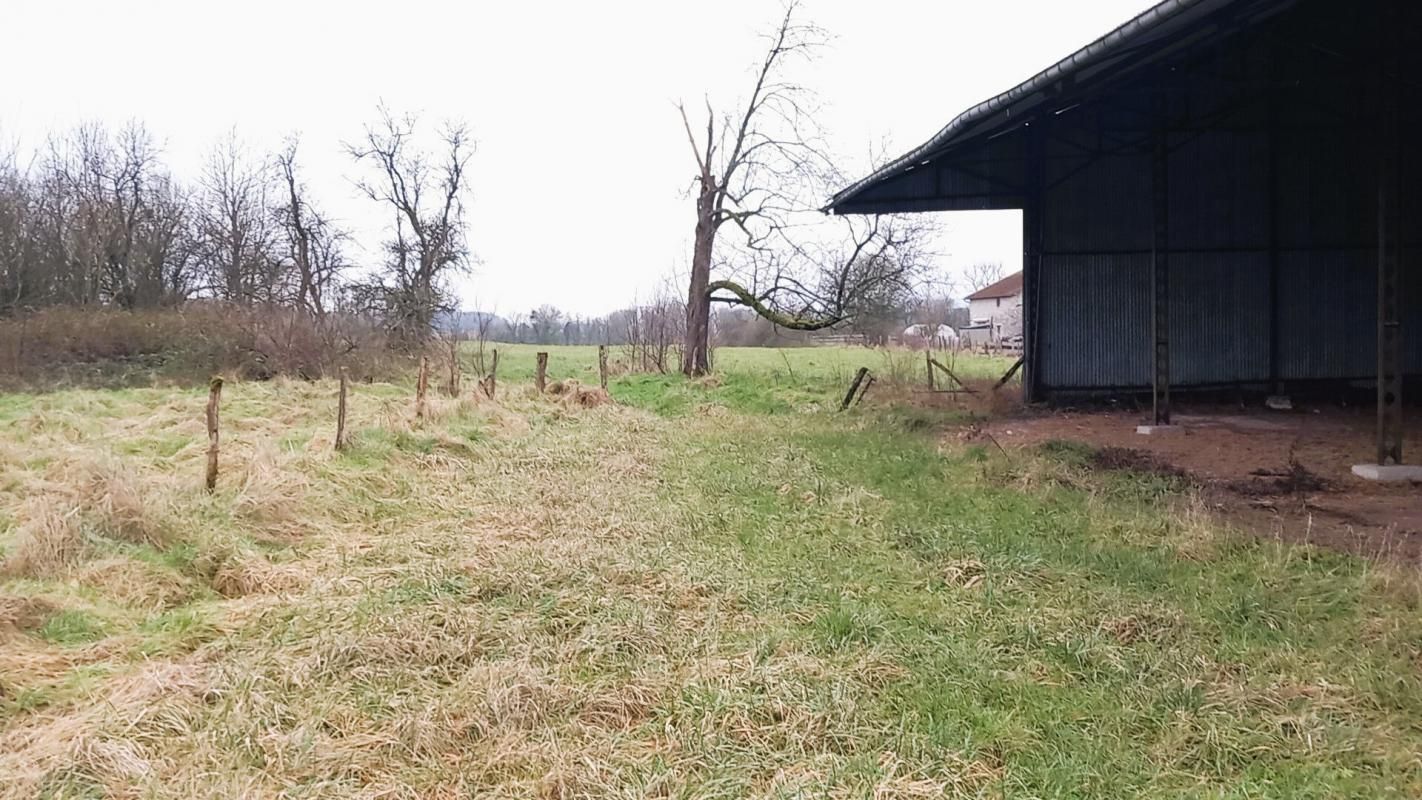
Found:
<box><xmin>1135</xmin><ymin>424</ymin><xmax>1179</xmax><ymax>435</ymax></box>
<box><xmin>1265</xmin><ymin>395</ymin><xmax>1293</xmax><ymax>411</ymax></box>
<box><xmin>1351</xmin><ymin>464</ymin><xmax>1422</xmax><ymax>483</ymax></box>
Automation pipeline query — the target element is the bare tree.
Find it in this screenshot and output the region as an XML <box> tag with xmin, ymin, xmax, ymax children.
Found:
<box><xmin>348</xmin><ymin>107</ymin><xmax>473</xmax><ymax>347</ymax></box>
<box><xmin>463</xmin><ymin>301</ymin><xmax>498</xmax><ymax>374</ymax></box>
<box><xmin>676</xmin><ymin>2</ymin><xmax>829</xmax><ymax>375</ymax></box>
<box><xmin>275</xmin><ymin>139</ymin><xmax>347</xmax><ymax>319</ymax></box>
<box><xmin>0</xmin><ymin>142</ymin><xmax>39</xmax><ymax>312</ymax></box>
<box><xmin>620</xmin><ymin>288</ymin><xmax>683</xmax><ymax>374</ymax></box>
<box><xmin>529</xmin><ymin>304</ymin><xmax>565</xmax><ymax>345</ymax></box>
<box><xmin>676</xmin><ymin>3</ymin><xmax>934</xmax><ymax>374</ymax></box>
<box><xmin>964</xmin><ymin>262</ymin><xmax>1005</xmax><ymax>293</ymax></box>
<box><xmin>39</xmin><ymin>123</ymin><xmax>195</xmax><ymax>309</ymax></box>
<box><xmin>194</xmin><ymin>132</ymin><xmax>279</xmax><ymax>303</ymax></box>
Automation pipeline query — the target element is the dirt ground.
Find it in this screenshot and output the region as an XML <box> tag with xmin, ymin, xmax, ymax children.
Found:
<box><xmin>983</xmin><ymin>404</ymin><xmax>1422</xmax><ymax>563</ymax></box>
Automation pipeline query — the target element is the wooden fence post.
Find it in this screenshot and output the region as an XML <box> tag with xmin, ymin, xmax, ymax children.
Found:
<box><xmin>841</xmin><ymin>367</ymin><xmax>869</xmax><ymax>411</ymax></box>
<box><xmin>447</xmin><ymin>339</ymin><xmax>460</xmax><ymax>397</ymax></box>
<box><xmin>855</xmin><ymin>375</ymin><xmax>876</xmax><ymax>407</ymax></box>
<box><xmin>336</xmin><ymin>367</ymin><xmax>349</xmax><ymax>451</ymax></box>
<box><xmin>205</xmin><ymin>376</ymin><xmax>223</xmax><ymax>492</ymax></box>
<box><xmin>535</xmin><ymin>352</ymin><xmax>548</xmax><ymax>393</ymax></box>
<box><xmin>416</xmin><ymin>355</ymin><xmax>430</xmax><ymax>419</ymax></box>
<box><xmin>928</xmin><ymin>356</ymin><xmax>976</xmax><ymax>394</ymax></box>
<box><xmin>926</xmin><ymin>350</ymin><xmax>935</xmax><ymax>390</ymax></box>
<box><xmin>598</xmin><ymin>345</ymin><xmax>608</xmax><ymax>390</ymax></box>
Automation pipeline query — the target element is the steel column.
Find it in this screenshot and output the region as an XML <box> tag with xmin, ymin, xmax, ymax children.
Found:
<box><xmin>1151</xmin><ymin>123</ymin><xmax>1171</xmax><ymax>425</ymax></box>
<box><xmin>1266</xmin><ymin>38</ymin><xmax>1283</xmax><ymax>394</ymax></box>
<box><xmin>1376</xmin><ymin>14</ymin><xmax>1404</xmax><ymax>465</ymax></box>
<box><xmin>1023</xmin><ymin>119</ymin><xmax>1045</xmax><ymax>404</ymax></box>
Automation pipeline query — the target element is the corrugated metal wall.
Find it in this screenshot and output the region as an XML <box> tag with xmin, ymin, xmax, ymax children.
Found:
<box><xmin>1034</xmin><ymin>0</ymin><xmax>1422</xmax><ymax>393</ymax></box>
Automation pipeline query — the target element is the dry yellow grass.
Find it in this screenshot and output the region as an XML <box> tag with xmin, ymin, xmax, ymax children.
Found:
<box><xmin>3</xmin><ymin>353</ymin><xmax>1421</xmax><ymax>798</ymax></box>
<box><xmin>1</xmin><ymin>377</ymin><xmax>841</xmax><ymax>797</ymax></box>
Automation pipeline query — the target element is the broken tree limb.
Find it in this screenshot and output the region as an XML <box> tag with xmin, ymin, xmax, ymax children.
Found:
<box><xmin>706</xmin><ymin>279</ymin><xmax>843</xmax><ymax>331</ymax></box>
<box><xmin>928</xmin><ymin>357</ymin><xmax>977</xmax><ymax>393</ymax></box>
<box><xmin>854</xmin><ymin>375</ymin><xmax>875</xmax><ymax>407</ymax></box>
<box><xmin>994</xmin><ymin>356</ymin><xmax>1025</xmax><ymax>391</ymax></box>
<box><xmin>205</xmin><ymin>376</ymin><xmax>223</xmax><ymax>492</ymax></box>
<box><xmin>841</xmin><ymin>367</ymin><xmax>869</xmax><ymax>411</ymax></box>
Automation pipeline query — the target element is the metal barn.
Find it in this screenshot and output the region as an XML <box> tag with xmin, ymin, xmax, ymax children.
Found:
<box><xmin>828</xmin><ymin>0</ymin><xmax>1419</xmax><ymax>467</ymax></box>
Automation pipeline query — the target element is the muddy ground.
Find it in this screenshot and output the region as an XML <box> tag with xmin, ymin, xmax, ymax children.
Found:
<box><xmin>981</xmin><ymin>404</ymin><xmax>1422</xmax><ymax>563</ymax></box>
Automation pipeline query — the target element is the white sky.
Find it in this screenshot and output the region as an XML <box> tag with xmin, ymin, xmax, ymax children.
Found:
<box><xmin>0</xmin><ymin>0</ymin><xmax>1154</xmax><ymax>316</ymax></box>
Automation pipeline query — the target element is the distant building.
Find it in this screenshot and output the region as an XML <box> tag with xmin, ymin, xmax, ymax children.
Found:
<box><xmin>966</xmin><ymin>272</ymin><xmax>1023</xmax><ymax>344</ymax></box>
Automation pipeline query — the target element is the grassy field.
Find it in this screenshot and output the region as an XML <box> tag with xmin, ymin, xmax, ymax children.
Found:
<box><xmin>1</xmin><ymin>344</ymin><xmax>1420</xmax><ymax>798</ymax></box>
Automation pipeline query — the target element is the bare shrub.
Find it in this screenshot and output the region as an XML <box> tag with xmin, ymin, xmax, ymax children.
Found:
<box><xmin>0</xmin><ymin>304</ymin><xmax>403</xmax><ymax>387</ymax></box>
<box><xmin>618</xmin><ymin>289</ymin><xmax>683</xmax><ymax>374</ymax></box>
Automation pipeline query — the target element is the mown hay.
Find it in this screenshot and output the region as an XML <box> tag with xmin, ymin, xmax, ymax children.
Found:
<box><xmin>76</xmin><ymin>559</ymin><xmax>195</xmax><ymax>611</ymax></box>
<box><xmin>78</xmin><ymin>459</ymin><xmax>173</xmax><ymax>547</ymax></box>
<box><xmin>557</xmin><ymin>380</ymin><xmax>612</xmax><ymax>410</ymax></box>
<box><xmin>208</xmin><ymin>553</ymin><xmax>305</xmax><ymax>598</ymax></box>
<box><xmin>0</xmin><ymin>594</ymin><xmax>60</xmax><ymax>632</ymax></box>
<box><xmin>1</xmin><ymin>499</ymin><xmax>84</xmax><ymax>578</ymax></box>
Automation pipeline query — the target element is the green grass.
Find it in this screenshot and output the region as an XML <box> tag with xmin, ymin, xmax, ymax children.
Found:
<box><xmin>0</xmin><ymin>344</ymin><xmax>1418</xmax><ymax>798</ymax></box>
<box><xmin>35</xmin><ymin>610</ymin><xmax>109</xmax><ymax>646</ymax></box>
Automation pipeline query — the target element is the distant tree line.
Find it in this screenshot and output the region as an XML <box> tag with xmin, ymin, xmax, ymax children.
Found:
<box><xmin>448</xmin><ymin>287</ymin><xmax>968</xmax><ymax>354</ymax></box>
<box><xmin>0</xmin><ymin>109</ymin><xmax>471</xmax><ymax>351</ymax></box>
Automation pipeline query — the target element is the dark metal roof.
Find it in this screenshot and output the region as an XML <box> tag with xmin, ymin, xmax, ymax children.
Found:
<box><xmin>826</xmin><ymin>0</ymin><xmax>1297</xmax><ymax>214</ymax></box>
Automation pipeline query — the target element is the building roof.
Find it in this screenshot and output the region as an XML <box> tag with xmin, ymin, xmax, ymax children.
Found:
<box><xmin>826</xmin><ymin>0</ymin><xmax>1296</xmax><ymax>214</ymax></box>
<box><xmin>966</xmin><ymin>272</ymin><xmax>1023</xmax><ymax>301</ymax></box>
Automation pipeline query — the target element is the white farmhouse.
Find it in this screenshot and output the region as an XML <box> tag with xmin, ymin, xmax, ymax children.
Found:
<box><xmin>965</xmin><ymin>271</ymin><xmax>1023</xmax><ymax>345</ymax></box>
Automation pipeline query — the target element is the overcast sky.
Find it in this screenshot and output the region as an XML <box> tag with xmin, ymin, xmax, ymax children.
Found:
<box><xmin>1</xmin><ymin>0</ymin><xmax>1154</xmax><ymax>316</ymax></box>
